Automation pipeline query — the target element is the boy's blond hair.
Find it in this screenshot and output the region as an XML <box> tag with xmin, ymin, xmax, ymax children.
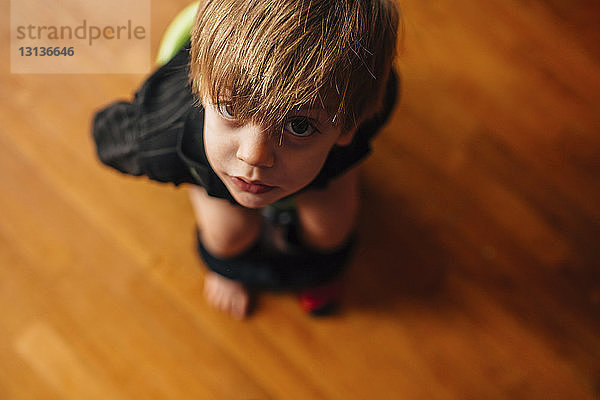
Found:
<box><xmin>189</xmin><ymin>0</ymin><xmax>399</xmax><ymax>132</ymax></box>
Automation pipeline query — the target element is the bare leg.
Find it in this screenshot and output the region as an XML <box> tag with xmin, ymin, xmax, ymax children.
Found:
<box><xmin>188</xmin><ymin>185</ymin><xmax>262</xmax><ymax>319</ymax></box>
<box><xmin>295</xmin><ymin>167</ymin><xmax>360</xmax><ymax>251</ymax></box>
<box><xmin>294</xmin><ymin>167</ymin><xmax>360</xmax><ymax>314</ymax></box>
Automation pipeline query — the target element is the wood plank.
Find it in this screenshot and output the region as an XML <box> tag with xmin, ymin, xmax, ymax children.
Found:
<box><xmin>1</xmin><ymin>0</ymin><xmax>599</xmax><ymax>398</ymax></box>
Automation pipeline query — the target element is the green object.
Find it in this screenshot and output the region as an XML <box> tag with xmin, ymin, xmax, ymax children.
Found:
<box><xmin>269</xmin><ymin>197</ymin><xmax>296</xmax><ymax>212</ymax></box>
<box><xmin>155</xmin><ymin>2</ymin><xmax>199</xmax><ymax>66</ymax></box>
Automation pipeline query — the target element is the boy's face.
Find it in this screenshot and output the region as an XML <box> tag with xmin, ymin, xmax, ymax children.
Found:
<box><xmin>202</xmin><ymin>100</ymin><xmax>354</xmax><ymax>209</ymax></box>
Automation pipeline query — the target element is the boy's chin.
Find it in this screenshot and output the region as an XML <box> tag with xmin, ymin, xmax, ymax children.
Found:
<box><xmin>231</xmin><ymin>190</ymin><xmax>282</xmax><ymax>209</ymax></box>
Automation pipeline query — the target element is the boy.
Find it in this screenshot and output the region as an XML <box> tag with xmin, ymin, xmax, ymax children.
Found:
<box><xmin>93</xmin><ymin>0</ymin><xmax>400</xmax><ymax>319</ymax></box>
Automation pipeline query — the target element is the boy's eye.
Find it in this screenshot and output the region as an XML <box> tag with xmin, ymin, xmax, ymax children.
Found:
<box><xmin>285</xmin><ymin>117</ymin><xmax>316</xmax><ymax>137</ymax></box>
<box><xmin>218</xmin><ymin>103</ymin><xmax>235</xmax><ymax>119</ymax></box>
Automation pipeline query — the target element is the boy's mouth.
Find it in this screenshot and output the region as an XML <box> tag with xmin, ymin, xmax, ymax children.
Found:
<box><xmin>231</xmin><ymin>176</ymin><xmax>276</xmax><ymax>195</ymax></box>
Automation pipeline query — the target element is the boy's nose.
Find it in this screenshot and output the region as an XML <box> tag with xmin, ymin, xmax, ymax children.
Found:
<box><xmin>236</xmin><ymin>125</ymin><xmax>275</xmax><ymax>168</ymax></box>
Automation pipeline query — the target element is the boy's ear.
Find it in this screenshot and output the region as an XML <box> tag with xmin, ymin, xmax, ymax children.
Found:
<box><xmin>335</xmin><ymin>127</ymin><xmax>357</xmax><ymax>147</ymax></box>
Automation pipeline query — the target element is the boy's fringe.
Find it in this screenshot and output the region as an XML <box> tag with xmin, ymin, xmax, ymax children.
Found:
<box><xmin>189</xmin><ymin>0</ymin><xmax>400</xmax><ymax>133</ymax></box>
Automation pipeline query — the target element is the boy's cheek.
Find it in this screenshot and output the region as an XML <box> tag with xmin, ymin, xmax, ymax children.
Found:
<box><xmin>205</xmin><ymin>136</ymin><xmax>235</xmax><ymax>167</ymax></box>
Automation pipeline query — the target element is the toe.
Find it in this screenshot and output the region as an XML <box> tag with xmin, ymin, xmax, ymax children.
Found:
<box><xmin>230</xmin><ymin>292</ymin><xmax>249</xmax><ymax>320</ymax></box>
<box><xmin>202</xmin><ymin>272</ymin><xmax>250</xmax><ymax>319</ymax></box>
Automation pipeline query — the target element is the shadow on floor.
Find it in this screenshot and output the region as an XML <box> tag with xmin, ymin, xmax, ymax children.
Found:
<box><xmin>344</xmin><ymin>179</ymin><xmax>451</xmax><ymax>312</ymax></box>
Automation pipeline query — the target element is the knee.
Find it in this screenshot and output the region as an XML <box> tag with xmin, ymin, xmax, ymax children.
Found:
<box><xmin>199</xmin><ymin>220</ymin><xmax>261</xmax><ymax>259</ymax></box>
<box><xmin>297</xmin><ymin>193</ymin><xmax>359</xmax><ymax>251</ymax></box>
<box><xmin>295</xmin><ymin>168</ymin><xmax>360</xmax><ymax>251</ymax></box>
<box><xmin>300</xmin><ymin>218</ymin><xmax>356</xmax><ymax>251</ymax></box>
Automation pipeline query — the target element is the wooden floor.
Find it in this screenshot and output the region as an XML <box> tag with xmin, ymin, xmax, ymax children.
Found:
<box><xmin>1</xmin><ymin>0</ymin><xmax>599</xmax><ymax>398</ymax></box>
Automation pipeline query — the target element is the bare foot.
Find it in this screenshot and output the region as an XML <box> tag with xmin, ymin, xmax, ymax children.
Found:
<box><xmin>203</xmin><ymin>272</ymin><xmax>250</xmax><ymax>319</ymax></box>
